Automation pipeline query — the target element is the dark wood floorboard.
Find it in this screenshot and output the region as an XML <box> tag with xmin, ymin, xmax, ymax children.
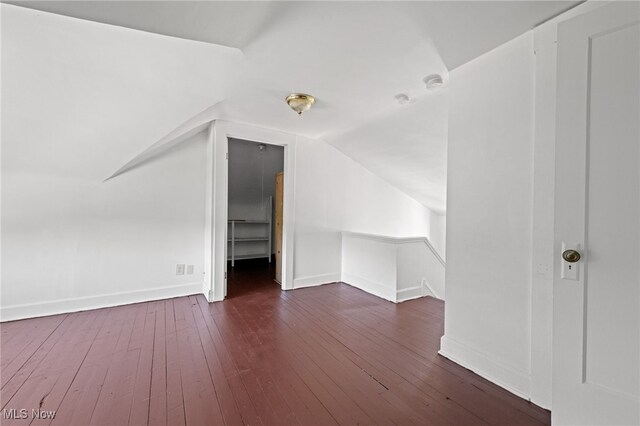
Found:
<box><xmin>1</xmin><ymin>260</ymin><xmax>550</xmax><ymax>425</ymax></box>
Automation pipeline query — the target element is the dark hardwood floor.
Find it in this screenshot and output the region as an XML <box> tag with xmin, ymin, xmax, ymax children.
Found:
<box><xmin>1</xmin><ymin>260</ymin><xmax>550</xmax><ymax>425</ymax></box>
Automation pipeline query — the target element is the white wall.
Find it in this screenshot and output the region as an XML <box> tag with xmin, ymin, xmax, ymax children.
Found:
<box><xmin>292</xmin><ymin>136</ymin><xmax>440</xmax><ymax>288</ymax></box>
<box><xmin>341</xmin><ymin>232</ymin><xmax>445</xmax><ymax>302</ymax></box>
<box><xmin>429</xmin><ymin>213</ymin><xmax>447</xmax><ymax>260</ymax></box>
<box><xmin>341</xmin><ymin>234</ymin><xmax>398</xmax><ymax>301</ymax></box>
<box><xmin>441</xmin><ymin>1</ymin><xmax>605</xmax><ymax>409</ymax></box>
<box><xmin>1</xmin><ymin>132</ymin><xmax>208</xmax><ymax>321</ymax></box>
<box><xmin>228</xmin><ymin>138</ymin><xmax>283</xmax><ymax>222</ymax></box>
<box><xmin>396</xmin><ymin>239</ymin><xmax>444</xmax><ymax>300</ymax></box>
<box><xmin>441</xmin><ymin>32</ymin><xmax>536</xmax><ymax>400</ymax></box>
<box><xmin>0</xmin><ymin>3</ymin><xmax>238</xmax><ymax>320</ymax></box>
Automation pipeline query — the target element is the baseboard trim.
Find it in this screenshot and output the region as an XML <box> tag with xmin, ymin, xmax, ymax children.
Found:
<box><xmin>293</xmin><ymin>273</ymin><xmax>341</xmax><ymax>289</ymax></box>
<box><xmin>396</xmin><ymin>285</ymin><xmax>425</xmax><ymax>303</ymax></box>
<box><xmin>439</xmin><ymin>335</ymin><xmax>531</xmax><ymax>401</ymax></box>
<box><xmin>341</xmin><ymin>272</ymin><xmax>396</xmax><ymax>302</ymax></box>
<box><xmin>0</xmin><ymin>282</ymin><xmax>203</xmax><ymax>322</ymax></box>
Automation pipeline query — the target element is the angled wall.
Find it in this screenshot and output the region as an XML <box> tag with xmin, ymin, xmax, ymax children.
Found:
<box><xmin>0</xmin><ymin>3</ymin><xmax>237</xmax><ymax>321</ymax></box>
<box><xmin>292</xmin><ymin>136</ymin><xmax>442</xmax><ymax>288</ymax></box>
<box><xmin>1</xmin><ymin>132</ymin><xmax>208</xmax><ymax>321</ymax></box>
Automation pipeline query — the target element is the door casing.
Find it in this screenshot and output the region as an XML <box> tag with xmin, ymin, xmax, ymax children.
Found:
<box><xmin>204</xmin><ymin>120</ymin><xmax>297</xmax><ymax>301</ymax></box>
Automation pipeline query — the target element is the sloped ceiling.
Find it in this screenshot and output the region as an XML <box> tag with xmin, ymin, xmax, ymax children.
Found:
<box><xmin>1</xmin><ymin>1</ymin><xmax>580</xmax><ymax>214</ymax></box>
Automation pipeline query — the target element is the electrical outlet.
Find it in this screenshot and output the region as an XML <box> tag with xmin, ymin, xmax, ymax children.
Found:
<box><xmin>186</xmin><ymin>265</ymin><xmax>194</xmax><ymax>275</ymax></box>
<box><xmin>176</xmin><ymin>264</ymin><xmax>185</xmax><ymax>275</ymax></box>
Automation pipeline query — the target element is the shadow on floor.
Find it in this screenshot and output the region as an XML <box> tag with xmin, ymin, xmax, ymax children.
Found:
<box><xmin>226</xmin><ymin>257</ymin><xmax>281</xmax><ymax>299</ymax></box>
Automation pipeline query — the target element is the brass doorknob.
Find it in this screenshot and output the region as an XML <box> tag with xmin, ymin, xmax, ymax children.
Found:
<box><xmin>562</xmin><ymin>249</ymin><xmax>581</xmax><ymax>263</ymax></box>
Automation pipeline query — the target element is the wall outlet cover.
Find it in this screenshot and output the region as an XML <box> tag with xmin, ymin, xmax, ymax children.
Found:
<box><xmin>176</xmin><ymin>264</ymin><xmax>185</xmax><ymax>275</ymax></box>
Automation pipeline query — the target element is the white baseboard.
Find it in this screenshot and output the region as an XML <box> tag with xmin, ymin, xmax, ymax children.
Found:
<box><xmin>202</xmin><ymin>282</ymin><xmax>215</xmax><ymax>302</ymax></box>
<box><xmin>421</xmin><ymin>278</ymin><xmax>442</xmax><ymax>300</ymax></box>
<box><xmin>293</xmin><ymin>272</ymin><xmax>341</xmax><ymax>289</ymax></box>
<box><xmin>396</xmin><ymin>285</ymin><xmax>425</xmax><ymax>303</ymax></box>
<box><xmin>341</xmin><ymin>272</ymin><xmax>396</xmax><ymax>302</ymax></box>
<box><xmin>439</xmin><ymin>335</ymin><xmax>531</xmax><ymax>400</ymax></box>
<box><xmin>0</xmin><ymin>282</ymin><xmax>203</xmax><ymax>322</ymax></box>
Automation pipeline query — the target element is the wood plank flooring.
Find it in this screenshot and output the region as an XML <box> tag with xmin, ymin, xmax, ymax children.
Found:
<box><xmin>1</xmin><ymin>260</ymin><xmax>550</xmax><ymax>425</ymax></box>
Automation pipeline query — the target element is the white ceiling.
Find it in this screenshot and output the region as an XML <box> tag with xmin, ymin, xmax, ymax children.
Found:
<box><xmin>2</xmin><ymin>1</ymin><xmax>580</xmax><ymax>213</ymax></box>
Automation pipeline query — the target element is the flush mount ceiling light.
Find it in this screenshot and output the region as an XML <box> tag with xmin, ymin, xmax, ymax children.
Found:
<box><xmin>286</xmin><ymin>93</ymin><xmax>315</xmax><ymax>116</ymax></box>
<box><xmin>424</xmin><ymin>74</ymin><xmax>444</xmax><ymax>90</ymax></box>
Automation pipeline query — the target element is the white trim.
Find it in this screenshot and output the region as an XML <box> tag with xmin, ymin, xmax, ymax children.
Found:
<box><xmin>421</xmin><ymin>239</ymin><xmax>446</xmax><ymax>268</ymax></box>
<box><xmin>439</xmin><ymin>335</ymin><xmax>532</xmax><ymax>401</ymax></box>
<box><xmin>342</xmin><ymin>231</ymin><xmax>445</xmax><ymax>267</ymax></box>
<box><xmin>421</xmin><ymin>278</ymin><xmax>440</xmax><ymax>300</ymax></box>
<box><xmin>341</xmin><ymin>273</ymin><xmax>396</xmax><ymax>302</ymax></box>
<box><xmin>342</xmin><ymin>231</ymin><xmax>427</xmax><ymax>244</ymax></box>
<box><xmin>203</xmin><ymin>123</ymin><xmax>216</xmax><ymax>302</ymax></box>
<box><xmin>208</xmin><ymin>121</ymin><xmax>230</xmax><ymax>301</ymax></box>
<box><xmin>293</xmin><ymin>273</ymin><xmax>341</xmax><ymax>289</ymax></box>
<box><xmin>205</xmin><ymin>120</ymin><xmax>297</xmax><ymax>302</ymax></box>
<box><xmin>396</xmin><ymin>285</ymin><xmax>425</xmax><ymax>302</ymax></box>
<box><xmin>0</xmin><ymin>282</ymin><xmax>202</xmax><ymax>322</ymax></box>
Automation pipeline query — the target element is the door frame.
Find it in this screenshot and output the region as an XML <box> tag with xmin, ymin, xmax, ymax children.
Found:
<box><xmin>204</xmin><ymin>120</ymin><xmax>297</xmax><ymax>301</ymax></box>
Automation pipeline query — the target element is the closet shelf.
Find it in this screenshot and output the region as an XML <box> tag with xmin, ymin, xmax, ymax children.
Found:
<box><xmin>232</xmin><ymin>254</ymin><xmax>272</xmax><ymax>261</ymax></box>
<box><xmin>228</xmin><ymin>220</ymin><xmax>269</xmax><ymax>224</ymax></box>
<box><xmin>228</xmin><ymin>197</ymin><xmax>273</xmax><ymax>267</ymax></box>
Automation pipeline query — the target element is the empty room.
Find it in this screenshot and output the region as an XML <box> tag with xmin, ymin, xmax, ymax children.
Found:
<box><xmin>1</xmin><ymin>1</ymin><xmax>638</xmax><ymax>425</ymax></box>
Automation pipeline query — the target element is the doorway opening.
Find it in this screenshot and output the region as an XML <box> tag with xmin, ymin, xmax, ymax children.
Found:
<box><xmin>226</xmin><ymin>138</ymin><xmax>284</xmax><ymax>298</ymax></box>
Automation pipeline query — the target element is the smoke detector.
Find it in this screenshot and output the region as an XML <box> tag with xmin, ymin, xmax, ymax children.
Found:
<box><xmin>424</xmin><ymin>74</ymin><xmax>444</xmax><ymax>90</ymax></box>
<box><xmin>395</xmin><ymin>93</ymin><xmax>414</xmax><ymax>105</ymax></box>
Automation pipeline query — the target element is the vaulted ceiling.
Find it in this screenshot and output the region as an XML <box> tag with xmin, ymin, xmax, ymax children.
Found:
<box><xmin>2</xmin><ymin>1</ymin><xmax>580</xmax><ymax>213</ymax></box>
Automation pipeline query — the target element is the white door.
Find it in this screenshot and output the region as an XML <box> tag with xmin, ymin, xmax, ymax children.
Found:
<box><xmin>554</xmin><ymin>1</ymin><xmax>639</xmax><ymax>425</ymax></box>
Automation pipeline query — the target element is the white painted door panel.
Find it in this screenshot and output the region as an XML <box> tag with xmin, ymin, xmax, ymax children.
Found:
<box><xmin>554</xmin><ymin>2</ymin><xmax>639</xmax><ymax>425</ymax></box>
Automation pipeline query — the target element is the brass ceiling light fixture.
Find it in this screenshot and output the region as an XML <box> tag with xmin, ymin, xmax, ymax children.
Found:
<box><xmin>286</xmin><ymin>93</ymin><xmax>315</xmax><ymax>116</ymax></box>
